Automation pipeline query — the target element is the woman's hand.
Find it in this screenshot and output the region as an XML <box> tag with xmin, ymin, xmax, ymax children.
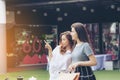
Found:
<box><xmin>44</xmin><ymin>40</ymin><xmax>53</xmax><ymax>59</ymax></box>
<box><xmin>44</xmin><ymin>40</ymin><xmax>52</xmax><ymax>51</ymax></box>
<box><xmin>68</xmin><ymin>63</ymin><xmax>79</xmax><ymax>72</ymax></box>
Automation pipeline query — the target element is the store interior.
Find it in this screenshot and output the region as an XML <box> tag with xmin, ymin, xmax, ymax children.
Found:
<box><xmin>5</xmin><ymin>0</ymin><xmax>120</xmax><ymax>70</ymax></box>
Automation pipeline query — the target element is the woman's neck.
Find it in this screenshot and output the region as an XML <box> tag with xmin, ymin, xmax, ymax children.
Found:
<box><xmin>77</xmin><ymin>39</ymin><xmax>82</xmax><ymax>44</ymax></box>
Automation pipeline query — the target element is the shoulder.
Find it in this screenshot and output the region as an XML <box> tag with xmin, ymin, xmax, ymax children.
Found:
<box><xmin>52</xmin><ymin>45</ymin><xmax>60</xmax><ymax>54</ymax></box>
<box><xmin>66</xmin><ymin>50</ymin><xmax>72</xmax><ymax>55</ymax></box>
<box><xmin>53</xmin><ymin>45</ymin><xmax>60</xmax><ymax>50</ymax></box>
<box><xmin>82</xmin><ymin>42</ymin><xmax>92</xmax><ymax>51</ymax></box>
<box><xmin>65</xmin><ymin>50</ymin><xmax>72</xmax><ymax>58</ymax></box>
<box><xmin>83</xmin><ymin>42</ymin><xmax>90</xmax><ymax>47</ymax></box>
<box><xmin>83</xmin><ymin>42</ymin><xmax>89</xmax><ymax>45</ymax></box>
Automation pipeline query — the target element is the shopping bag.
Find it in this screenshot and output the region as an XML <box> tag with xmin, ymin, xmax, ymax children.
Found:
<box><xmin>57</xmin><ymin>72</ymin><xmax>80</xmax><ymax>80</ymax></box>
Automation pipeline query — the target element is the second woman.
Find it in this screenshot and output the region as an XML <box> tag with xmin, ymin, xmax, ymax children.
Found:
<box><xmin>45</xmin><ymin>31</ymin><xmax>74</xmax><ymax>80</ymax></box>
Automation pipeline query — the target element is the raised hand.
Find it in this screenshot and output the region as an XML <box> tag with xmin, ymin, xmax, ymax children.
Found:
<box><xmin>44</xmin><ymin>40</ymin><xmax>52</xmax><ymax>51</ymax></box>
<box><xmin>44</xmin><ymin>40</ymin><xmax>53</xmax><ymax>60</ymax></box>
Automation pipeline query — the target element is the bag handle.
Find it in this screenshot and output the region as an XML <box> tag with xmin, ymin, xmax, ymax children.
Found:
<box><xmin>59</xmin><ymin>70</ymin><xmax>75</xmax><ymax>74</ymax></box>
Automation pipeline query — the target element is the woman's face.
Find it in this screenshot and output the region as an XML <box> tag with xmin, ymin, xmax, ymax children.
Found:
<box><xmin>61</xmin><ymin>35</ymin><xmax>69</xmax><ymax>47</ymax></box>
<box><xmin>71</xmin><ymin>27</ymin><xmax>78</xmax><ymax>41</ymax></box>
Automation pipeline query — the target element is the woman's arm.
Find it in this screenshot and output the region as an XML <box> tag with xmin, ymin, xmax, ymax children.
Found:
<box><xmin>68</xmin><ymin>54</ymin><xmax>97</xmax><ymax>71</ymax></box>
<box><xmin>44</xmin><ymin>40</ymin><xmax>53</xmax><ymax>61</ymax></box>
<box><xmin>76</xmin><ymin>54</ymin><xmax>97</xmax><ymax>66</ymax></box>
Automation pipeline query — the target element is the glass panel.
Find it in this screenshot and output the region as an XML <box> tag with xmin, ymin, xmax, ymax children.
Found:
<box><xmin>86</xmin><ymin>23</ymin><xmax>99</xmax><ymax>54</ymax></box>
<box><xmin>118</xmin><ymin>22</ymin><xmax>120</xmax><ymax>60</ymax></box>
<box><xmin>102</xmin><ymin>22</ymin><xmax>119</xmax><ymax>60</ymax></box>
<box><xmin>7</xmin><ymin>24</ymin><xmax>58</xmax><ymax>67</ymax></box>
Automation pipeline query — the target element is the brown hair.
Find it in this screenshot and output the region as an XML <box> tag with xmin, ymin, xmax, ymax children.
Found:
<box><xmin>59</xmin><ymin>31</ymin><xmax>74</xmax><ymax>54</ymax></box>
<box><xmin>71</xmin><ymin>22</ymin><xmax>95</xmax><ymax>53</ymax></box>
<box><xmin>71</xmin><ymin>22</ymin><xmax>90</xmax><ymax>43</ymax></box>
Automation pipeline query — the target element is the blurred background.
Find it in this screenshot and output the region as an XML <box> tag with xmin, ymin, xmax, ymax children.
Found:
<box><xmin>0</xmin><ymin>0</ymin><xmax>120</xmax><ymax>74</ymax></box>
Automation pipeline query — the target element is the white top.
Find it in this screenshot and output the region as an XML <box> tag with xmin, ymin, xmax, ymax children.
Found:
<box><xmin>49</xmin><ymin>46</ymin><xmax>72</xmax><ymax>80</ymax></box>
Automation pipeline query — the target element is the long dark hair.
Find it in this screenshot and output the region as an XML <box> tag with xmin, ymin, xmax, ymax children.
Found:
<box><xmin>59</xmin><ymin>31</ymin><xmax>74</xmax><ymax>54</ymax></box>
<box><xmin>71</xmin><ymin>22</ymin><xmax>90</xmax><ymax>43</ymax></box>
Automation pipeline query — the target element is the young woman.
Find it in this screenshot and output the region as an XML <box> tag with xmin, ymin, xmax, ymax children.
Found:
<box><xmin>69</xmin><ymin>22</ymin><xmax>97</xmax><ymax>80</ymax></box>
<box><xmin>45</xmin><ymin>31</ymin><xmax>74</xmax><ymax>80</ymax></box>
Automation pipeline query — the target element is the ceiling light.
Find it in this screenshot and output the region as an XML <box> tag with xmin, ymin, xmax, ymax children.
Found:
<box><xmin>17</xmin><ymin>11</ymin><xmax>21</xmax><ymax>14</ymax></box>
<box><xmin>82</xmin><ymin>6</ymin><xmax>87</xmax><ymax>11</ymax></box>
<box><xmin>117</xmin><ymin>7</ymin><xmax>120</xmax><ymax>11</ymax></box>
<box><xmin>110</xmin><ymin>5</ymin><xmax>115</xmax><ymax>9</ymax></box>
<box><xmin>90</xmin><ymin>9</ymin><xmax>94</xmax><ymax>13</ymax></box>
<box><xmin>32</xmin><ymin>9</ymin><xmax>36</xmax><ymax>12</ymax></box>
<box><xmin>57</xmin><ymin>17</ymin><xmax>63</xmax><ymax>21</ymax></box>
<box><xmin>43</xmin><ymin>12</ymin><xmax>48</xmax><ymax>16</ymax></box>
<box><xmin>64</xmin><ymin>13</ymin><xmax>68</xmax><ymax>16</ymax></box>
<box><xmin>56</xmin><ymin>8</ymin><xmax>60</xmax><ymax>12</ymax></box>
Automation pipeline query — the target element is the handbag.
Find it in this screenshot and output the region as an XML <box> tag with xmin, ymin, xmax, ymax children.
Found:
<box><xmin>57</xmin><ymin>72</ymin><xmax>80</xmax><ymax>80</ymax></box>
